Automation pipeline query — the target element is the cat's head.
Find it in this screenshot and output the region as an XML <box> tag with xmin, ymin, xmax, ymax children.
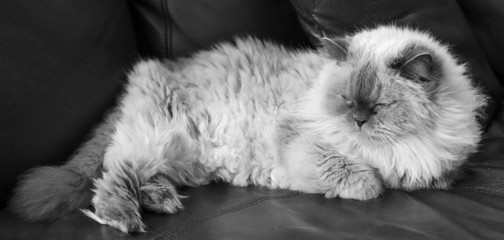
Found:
<box><xmin>314</xmin><ymin>26</ymin><xmax>485</xmax><ymax>143</ymax></box>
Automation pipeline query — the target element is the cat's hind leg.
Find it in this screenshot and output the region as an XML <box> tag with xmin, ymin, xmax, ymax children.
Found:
<box><xmin>83</xmin><ymin>163</ymin><xmax>145</xmax><ymax>233</ymax></box>
<box><xmin>86</xmin><ymin>134</ymin><xmax>201</xmax><ymax>234</ymax></box>
<box><xmin>84</xmin><ymin>60</ymin><xmax>207</xmax><ymax>233</ymax></box>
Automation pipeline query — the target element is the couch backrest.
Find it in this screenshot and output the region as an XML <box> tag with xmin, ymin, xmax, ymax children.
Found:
<box><xmin>129</xmin><ymin>0</ymin><xmax>309</xmax><ymax>58</ymax></box>
<box><xmin>0</xmin><ymin>0</ymin><xmax>138</xmax><ymax>204</ymax></box>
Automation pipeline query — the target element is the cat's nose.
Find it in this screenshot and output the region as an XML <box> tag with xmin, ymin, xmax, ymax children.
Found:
<box><xmin>352</xmin><ymin>114</ymin><xmax>369</xmax><ymax>128</ymax></box>
<box><xmin>353</xmin><ymin>109</ymin><xmax>371</xmax><ymax>128</ymax></box>
<box><xmin>355</xmin><ymin>119</ymin><xmax>367</xmax><ymax>128</ymax></box>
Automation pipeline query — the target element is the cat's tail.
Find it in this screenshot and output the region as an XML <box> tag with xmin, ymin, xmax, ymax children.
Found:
<box><xmin>9</xmin><ymin>109</ymin><xmax>121</xmax><ymax>222</ymax></box>
<box><xmin>9</xmin><ymin>166</ymin><xmax>96</xmax><ymax>221</ymax></box>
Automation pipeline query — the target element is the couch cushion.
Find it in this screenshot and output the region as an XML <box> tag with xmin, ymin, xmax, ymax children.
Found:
<box><xmin>0</xmin><ymin>0</ymin><xmax>138</xmax><ymax>204</ymax></box>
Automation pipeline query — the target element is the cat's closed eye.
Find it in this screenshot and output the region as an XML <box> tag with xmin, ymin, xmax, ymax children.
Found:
<box><xmin>373</xmin><ymin>100</ymin><xmax>397</xmax><ymax>113</ymax></box>
<box><xmin>340</xmin><ymin>95</ymin><xmax>354</xmax><ymax>107</ymax></box>
<box><xmin>375</xmin><ymin>100</ymin><xmax>397</xmax><ymax>107</ymax></box>
<box><xmin>340</xmin><ymin>95</ymin><xmax>351</xmax><ymax>101</ymax></box>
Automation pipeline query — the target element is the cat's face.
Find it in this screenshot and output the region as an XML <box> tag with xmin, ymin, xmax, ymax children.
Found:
<box><xmin>318</xmin><ymin>28</ymin><xmax>443</xmax><ymax>143</ymax></box>
<box><xmin>321</xmin><ymin>63</ymin><xmax>436</xmax><ymax>143</ymax></box>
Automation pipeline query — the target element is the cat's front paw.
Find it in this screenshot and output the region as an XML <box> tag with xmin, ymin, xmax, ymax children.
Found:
<box><xmin>83</xmin><ymin>196</ymin><xmax>146</xmax><ymax>233</ymax></box>
<box><xmin>322</xmin><ymin>161</ymin><xmax>383</xmax><ymax>200</ymax></box>
<box><xmin>140</xmin><ymin>174</ymin><xmax>185</xmax><ymax>214</ymax></box>
<box><xmin>82</xmin><ymin>207</ymin><xmax>145</xmax><ymax>234</ymax></box>
<box><xmin>86</xmin><ymin>176</ymin><xmax>146</xmax><ymax>233</ymax></box>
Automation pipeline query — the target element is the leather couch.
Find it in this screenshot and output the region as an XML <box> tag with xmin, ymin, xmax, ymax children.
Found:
<box><xmin>1</xmin><ymin>0</ymin><xmax>503</xmax><ymax>239</ymax></box>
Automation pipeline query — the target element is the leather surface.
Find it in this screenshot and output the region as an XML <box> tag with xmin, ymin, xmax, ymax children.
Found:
<box><xmin>457</xmin><ymin>0</ymin><xmax>504</xmax><ymax>137</ymax></box>
<box><xmin>1</xmin><ymin>138</ymin><xmax>503</xmax><ymax>240</ymax></box>
<box><xmin>291</xmin><ymin>0</ymin><xmax>504</xmax><ymax>130</ymax></box>
<box><xmin>129</xmin><ymin>0</ymin><xmax>310</xmax><ymax>58</ymax></box>
<box><xmin>0</xmin><ymin>0</ymin><xmax>138</xmax><ymax>204</ymax></box>
<box><xmin>458</xmin><ymin>0</ymin><xmax>504</xmax><ymax>82</ymax></box>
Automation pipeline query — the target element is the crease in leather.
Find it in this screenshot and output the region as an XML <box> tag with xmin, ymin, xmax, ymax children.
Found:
<box><xmin>152</xmin><ymin>191</ymin><xmax>303</xmax><ymax>240</ymax></box>
<box><xmin>160</xmin><ymin>0</ymin><xmax>171</xmax><ymax>58</ymax></box>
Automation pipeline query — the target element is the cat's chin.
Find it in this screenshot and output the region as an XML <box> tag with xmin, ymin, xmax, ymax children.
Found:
<box><xmin>356</xmin><ymin>127</ymin><xmax>398</xmax><ymax>146</ymax></box>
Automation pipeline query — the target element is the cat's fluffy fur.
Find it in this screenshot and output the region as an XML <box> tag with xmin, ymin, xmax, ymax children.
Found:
<box><xmin>10</xmin><ymin>26</ymin><xmax>486</xmax><ymax>233</ymax></box>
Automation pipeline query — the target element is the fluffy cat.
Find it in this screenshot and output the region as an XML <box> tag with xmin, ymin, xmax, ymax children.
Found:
<box><xmin>10</xmin><ymin>26</ymin><xmax>486</xmax><ymax>233</ymax></box>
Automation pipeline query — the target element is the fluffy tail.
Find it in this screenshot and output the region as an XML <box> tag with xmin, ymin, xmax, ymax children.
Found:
<box><xmin>9</xmin><ymin>166</ymin><xmax>95</xmax><ymax>221</ymax></box>
<box><xmin>9</xmin><ymin>109</ymin><xmax>121</xmax><ymax>222</ymax></box>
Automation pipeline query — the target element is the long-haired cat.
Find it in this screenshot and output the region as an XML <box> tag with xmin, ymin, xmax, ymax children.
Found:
<box><xmin>10</xmin><ymin>26</ymin><xmax>486</xmax><ymax>233</ymax></box>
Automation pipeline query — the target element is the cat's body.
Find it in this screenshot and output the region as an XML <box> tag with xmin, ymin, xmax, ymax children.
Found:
<box><xmin>10</xmin><ymin>26</ymin><xmax>486</xmax><ymax>233</ymax></box>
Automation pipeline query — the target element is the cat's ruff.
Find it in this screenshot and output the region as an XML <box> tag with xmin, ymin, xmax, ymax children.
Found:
<box><xmin>10</xmin><ymin>26</ymin><xmax>486</xmax><ymax>233</ymax></box>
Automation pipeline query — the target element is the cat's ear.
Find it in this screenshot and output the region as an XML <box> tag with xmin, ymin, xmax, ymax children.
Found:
<box><xmin>399</xmin><ymin>52</ymin><xmax>433</xmax><ymax>81</ymax></box>
<box><xmin>318</xmin><ymin>34</ymin><xmax>348</xmax><ymax>62</ymax></box>
<box><xmin>392</xmin><ymin>45</ymin><xmax>440</xmax><ymax>90</ymax></box>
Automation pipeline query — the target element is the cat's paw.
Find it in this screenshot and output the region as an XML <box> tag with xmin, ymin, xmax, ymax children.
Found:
<box><xmin>88</xmin><ymin>174</ymin><xmax>146</xmax><ymax>233</ymax></box>
<box><xmin>82</xmin><ymin>207</ymin><xmax>145</xmax><ymax>234</ymax></box>
<box><xmin>140</xmin><ymin>174</ymin><xmax>185</xmax><ymax>214</ymax></box>
<box><xmin>323</xmin><ymin>162</ymin><xmax>383</xmax><ymax>200</ymax></box>
<box><xmin>84</xmin><ymin>195</ymin><xmax>146</xmax><ymax>233</ymax></box>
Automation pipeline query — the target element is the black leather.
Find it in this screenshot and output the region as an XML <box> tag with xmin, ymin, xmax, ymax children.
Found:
<box><xmin>1</xmin><ymin>0</ymin><xmax>504</xmax><ymax>239</ymax></box>
<box><xmin>458</xmin><ymin>0</ymin><xmax>504</xmax><ymax>82</ymax></box>
<box><xmin>0</xmin><ymin>0</ymin><xmax>138</xmax><ymax>204</ymax></box>
<box><xmin>129</xmin><ymin>0</ymin><xmax>310</xmax><ymax>58</ymax></box>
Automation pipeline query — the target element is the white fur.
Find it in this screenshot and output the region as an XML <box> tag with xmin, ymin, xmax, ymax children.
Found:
<box><xmin>105</xmin><ymin>38</ymin><xmax>325</xmax><ymax>186</ymax></box>
<box><xmin>292</xmin><ymin>26</ymin><xmax>486</xmax><ymax>189</ymax></box>
<box><xmin>86</xmin><ymin>26</ymin><xmax>485</xmax><ymax>232</ymax></box>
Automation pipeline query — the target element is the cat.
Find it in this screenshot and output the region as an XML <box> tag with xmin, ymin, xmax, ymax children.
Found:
<box><xmin>10</xmin><ymin>25</ymin><xmax>487</xmax><ymax>233</ymax></box>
